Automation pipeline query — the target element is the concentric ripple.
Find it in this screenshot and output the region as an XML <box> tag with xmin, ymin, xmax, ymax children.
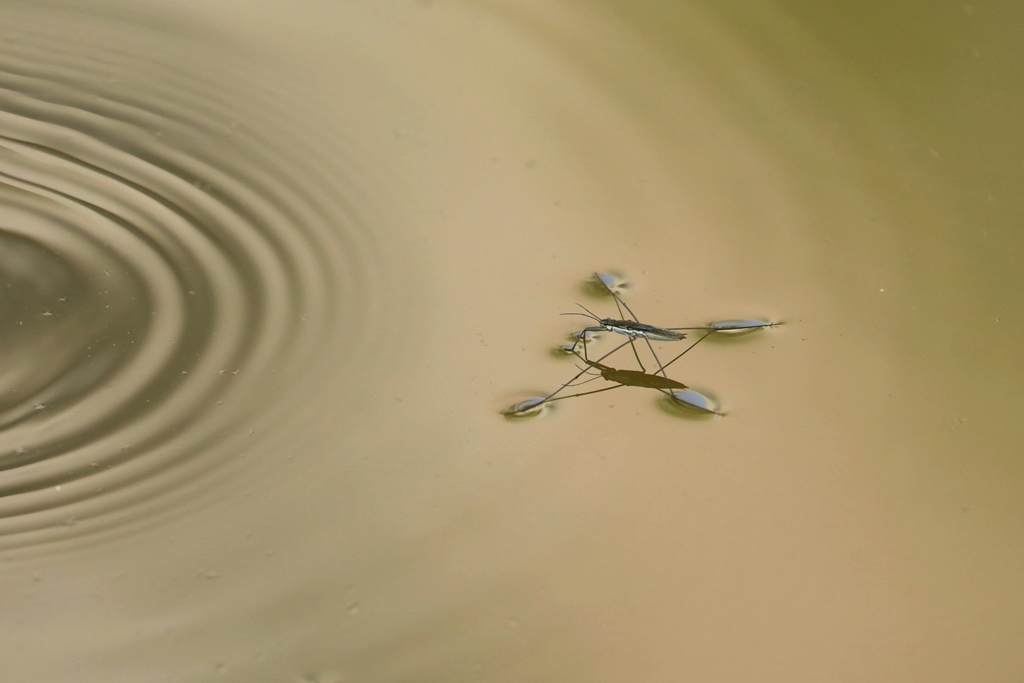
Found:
<box><xmin>0</xmin><ymin>7</ymin><xmax>387</xmax><ymax>546</ymax></box>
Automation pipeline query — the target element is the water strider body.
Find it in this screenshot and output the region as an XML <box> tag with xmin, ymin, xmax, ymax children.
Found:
<box><xmin>579</xmin><ymin>316</ymin><xmax>688</xmax><ymax>343</ymax></box>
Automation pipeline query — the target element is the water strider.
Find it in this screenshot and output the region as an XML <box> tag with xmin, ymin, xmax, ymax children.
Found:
<box><xmin>562</xmin><ymin>303</ymin><xmax>688</xmax><ymax>345</ymax></box>
<box><xmin>561</xmin><ymin>273</ymin><xmax>687</xmax><ymax>374</ymax></box>
<box><xmin>503</xmin><ymin>272</ymin><xmax>780</xmax><ymax>418</ymax></box>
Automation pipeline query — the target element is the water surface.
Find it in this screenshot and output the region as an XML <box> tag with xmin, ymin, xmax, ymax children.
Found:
<box><xmin>1</xmin><ymin>1</ymin><xmax>1022</xmax><ymax>681</ymax></box>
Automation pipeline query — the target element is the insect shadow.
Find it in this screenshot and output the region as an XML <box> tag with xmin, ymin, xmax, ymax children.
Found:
<box><xmin>504</xmin><ymin>273</ymin><xmax>779</xmax><ymax>417</ymax></box>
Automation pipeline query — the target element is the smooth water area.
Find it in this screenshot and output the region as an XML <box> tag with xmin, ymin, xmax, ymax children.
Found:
<box><xmin>1</xmin><ymin>1</ymin><xmax>1022</xmax><ymax>681</ymax></box>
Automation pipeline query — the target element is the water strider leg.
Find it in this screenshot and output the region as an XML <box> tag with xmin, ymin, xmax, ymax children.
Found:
<box><xmin>567</xmin><ymin>345</ymin><xmax>603</xmax><ymax>387</ymax></box>
<box><xmin>568</xmin><ymin>325</ymin><xmax>604</xmax><ymax>354</ymax></box>
<box><xmin>665</xmin><ymin>321</ymin><xmax>780</xmax><ymax>332</ymax></box>
<box><xmin>640</xmin><ymin>335</ymin><xmax>676</xmax><ymax>394</ymax></box>
<box><xmin>593</xmin><ymin>272</ymin><xmax>642</xmax><ymax>321</ymax></box>
<box><xmin>539</xmin><ymin>339</ymin><xmax>632</xmax><ymax>404</ymax></box>
<box><xmin>566</xmin><ymin>371</ymin><xmax>604</xmax><ymax>388</ymax></box>
<box><xmin>627</xmin><ymin>336</ymin><xmax>647</xmax><ymax>372</ymax></box>
<box><xmin>661</xmin><ymin>330</ymin><xmax>714</xmax><ymax>372</ymax></box>
<box><xmin>544</xmin><ymin>382</ymin><xmax>626</xmax><ymax>404</ymax></box>
<box><xmin>586</xmin><ymin>275</ymin><xmax>647</xmax><ymax>370</ymax></box>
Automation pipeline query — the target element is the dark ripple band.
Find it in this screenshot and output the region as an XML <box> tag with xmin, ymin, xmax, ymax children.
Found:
<box><xmin>0</xmin><ymin>6</ymin><xmax>385</xmax><ymax>546</ymax></box>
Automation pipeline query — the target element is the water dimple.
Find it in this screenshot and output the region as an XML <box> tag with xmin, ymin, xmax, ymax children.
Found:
<box><xmin>709</xmin><ymin>319</ymin><xmax>781</xmax><ymax>333</ymax></box>
<box><xmin>664</xmin><ymin>389</ymin><xmax>723</xmax><ymax>417</ymax></box>
<box><xmin>554</xmin><ymin>328</ymin><xmax>597</xmax><ymax>355</ymax></box>
<box><xmin>300</xmin><ymin>672</ymin><xmax>347</xmax><ymax>683</ymax></box>
<box><xmin>502</xmin><ymin>396</ymin><xmax>548</xmax><ymax>418</ymax></box>
<box><xmin>585</xmin><ymin>271</ymin><xmax>627</xmax><ymax>296</ymax></box>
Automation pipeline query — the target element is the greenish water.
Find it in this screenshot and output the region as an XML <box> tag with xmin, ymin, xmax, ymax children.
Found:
<box><xmin>0</xmin><ymin>1</ymin><xmax>1021</xmax><ymax>681</ymax></box>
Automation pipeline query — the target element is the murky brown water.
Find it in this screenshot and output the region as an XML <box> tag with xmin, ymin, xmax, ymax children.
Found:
<box><xmin>2</xmin><ymin>1</ymin><xmax>1022</xmax><ymax>681</ymax></box>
